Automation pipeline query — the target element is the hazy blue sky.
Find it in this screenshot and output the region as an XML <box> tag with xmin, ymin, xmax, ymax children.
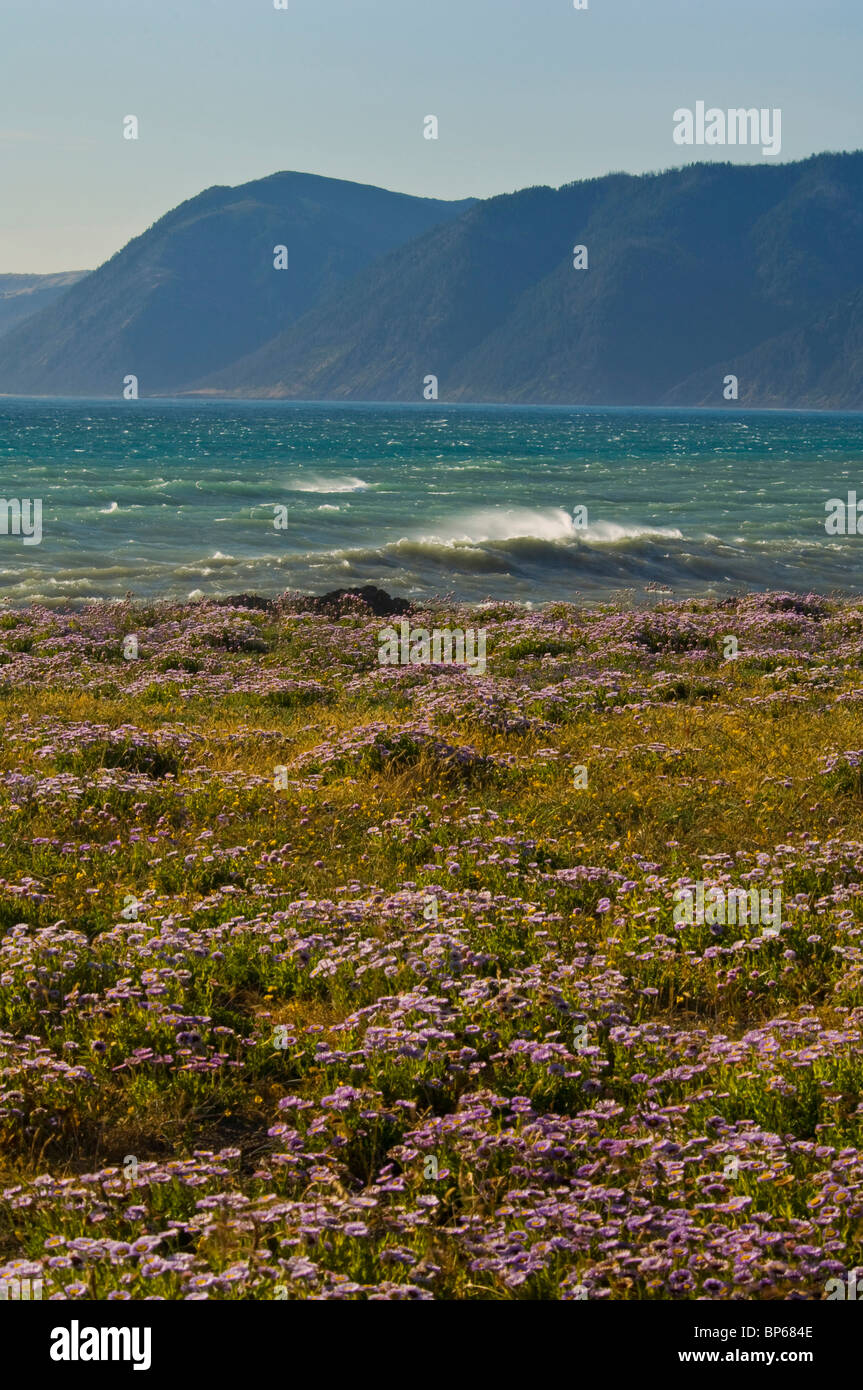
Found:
<box><xmin>1</xmin><ymin>0</ymin><xmax>860</xmax><ymax>271</ymax></box>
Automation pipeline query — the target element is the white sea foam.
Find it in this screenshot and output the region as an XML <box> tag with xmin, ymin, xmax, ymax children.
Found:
<box><xmin>417</xmin><ymin>507</ymin><xmax>683</xmax><ymax>546</ymax></box>
<box><xmin>287</xmin><ymin>475</ymin><xmax>369</xmax><ymax>494</ymax></box>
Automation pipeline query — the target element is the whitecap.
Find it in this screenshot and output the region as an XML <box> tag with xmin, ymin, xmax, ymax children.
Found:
<box><xmin>286</xmin><ymin>475</ymin><xmax>369</xmax><ymax>494</ymax></box>
<box><xmin>416</xmin><ymin>507</ymin><xmax>683</xmax><ymax>547</ymax></box>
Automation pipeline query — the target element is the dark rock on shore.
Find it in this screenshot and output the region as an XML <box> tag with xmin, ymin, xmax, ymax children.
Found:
<box><xmin>211</xmin><ymin>586</ymin><xmax>411</xmax><ymax>618</ymax></box>
<box><xmin>304</xmin><ymin>585</ymin><xmax>412</xmax><ymax>617</ymax></box>
<box><xmin>214</xmin><ymin>594</ymin><xmax>276</xmax><ymax>612</ymax></box>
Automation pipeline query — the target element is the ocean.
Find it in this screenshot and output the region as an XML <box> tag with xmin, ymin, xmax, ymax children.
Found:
<box><xmin>1</xmin><ymin>397</ymin><xmax>862</xmax><ymax>606</ymax></box>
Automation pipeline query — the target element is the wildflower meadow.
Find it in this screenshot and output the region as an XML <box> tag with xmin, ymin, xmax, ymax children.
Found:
<box><xmin>2</xmin><ymin>588</ymin><xmax>863</xmax><ymax>1303</ymax></box>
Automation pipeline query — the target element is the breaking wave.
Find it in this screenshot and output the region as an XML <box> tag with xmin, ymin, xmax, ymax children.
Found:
<box><xmin>286</xmin><ymin>475</ymin><xmax>370</xmax><ymax>493</ymax></box>
<box><xmin>418</xmin><ymin>507</ymin><xmax>684</xmax><ymax>546</ymax></box>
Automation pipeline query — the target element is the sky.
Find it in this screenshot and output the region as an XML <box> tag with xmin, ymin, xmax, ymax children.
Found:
<box><xmin>1</xmin><ymin>0</ymin><xmax>861</xmax><ymax>272</ymax></box>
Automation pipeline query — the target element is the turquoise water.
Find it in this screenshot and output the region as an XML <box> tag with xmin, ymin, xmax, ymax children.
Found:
<box><xmin>0</xmin><ymin>398</ymin><xmax>862</xmax><ymax>605</ymax></box>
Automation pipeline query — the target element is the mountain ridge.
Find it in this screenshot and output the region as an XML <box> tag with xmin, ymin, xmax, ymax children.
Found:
<box><xmin>0</xmin><ymin>172</ymin><xmax>475</xmax><ymax>396</ymax></box>
<box><xmin>0</xmin><ymin>272</ymin><xmax>91</xmax><ymax>340</ymax></box>
<box><xmin>190</xmin><ymin>153</ymin><xmax>863</xmax><ymax>409</ymax></box>
<box><xmin>2</xmin><ymin>155</ymin><xmax>862</xmax><ymax>409</ymax></box>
